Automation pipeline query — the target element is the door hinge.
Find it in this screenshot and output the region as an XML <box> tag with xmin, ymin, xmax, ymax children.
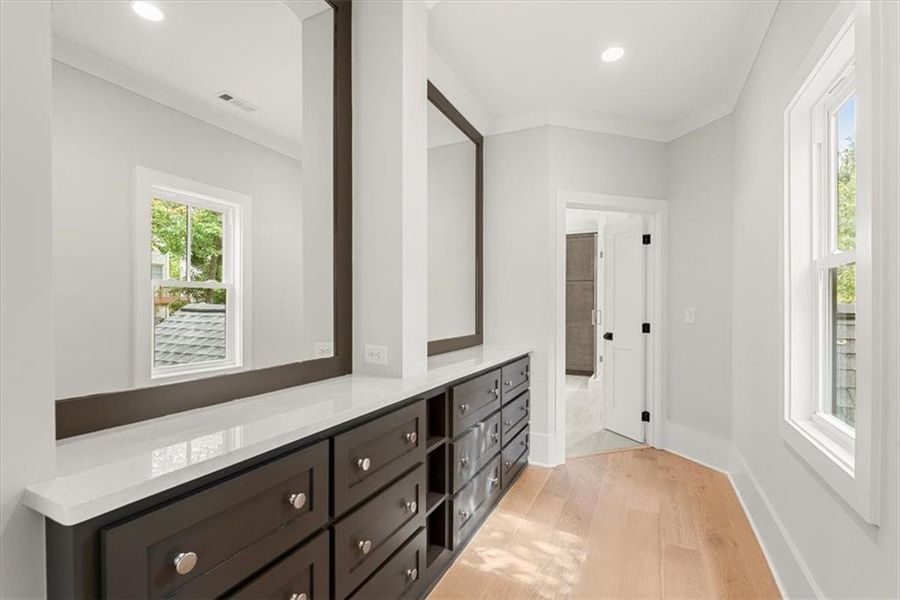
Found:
<box><xmin>641</xmin><ymin>410</ymin><xmax>651</xmax><ymax>423</ymax></box>
<box><xmin>642</xmin><ymin>322</ymin><xmax>651</xmax><ymax>334</ymax></box>
<box><xmin>642</xmin><ymin>234</ymin><xmax>651</xmax><ymax>245</ymax></box>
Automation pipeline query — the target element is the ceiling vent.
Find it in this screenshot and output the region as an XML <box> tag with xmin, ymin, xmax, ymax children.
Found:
<box><xmin>215</xmin><ymin>91</ymin><xmax>258</xmax><ymax>113</ymax></box>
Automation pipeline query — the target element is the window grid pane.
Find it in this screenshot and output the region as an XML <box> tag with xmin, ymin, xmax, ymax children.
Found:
<box><xmin>828</xmin><ymin>262</ymin><xmax>856</xmax><ymax>427</ymax></box>
<box><xmin>834</xmin><ymin>95</ymin><xmax>856</xmax><ymax>253</ymax></box>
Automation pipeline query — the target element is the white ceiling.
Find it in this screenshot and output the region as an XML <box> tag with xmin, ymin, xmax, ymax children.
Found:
<box><xmin>51</xmin><ymin>1</ymin><xmax>330</xmax><ymax>152</ymax></box>
<box><xmin>429</xmin><ymin>0</ymin><xmax>778</xmax><ymax>141</ymax></box>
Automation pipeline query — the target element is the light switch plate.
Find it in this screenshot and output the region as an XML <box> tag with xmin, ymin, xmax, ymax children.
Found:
<box><xmin>684</xmin><ymin>307</ymin><xmax>696</xmax><ymax>324</ymax></box>
<box><xmin>364</xmin><ymin>344</ymin><xmax>388</xmax><ymax>365</ymax></box>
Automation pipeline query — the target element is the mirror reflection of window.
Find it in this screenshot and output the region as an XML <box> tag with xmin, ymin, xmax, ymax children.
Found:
<box><xmin>50</xmin><ymin>0</ymin><xmax>334</xmax><ymax>398</ymax></box>
<box><xmin>427</xmin><ymin>102</ymin><xmax>477</xmax><ymax>342</ymax></box>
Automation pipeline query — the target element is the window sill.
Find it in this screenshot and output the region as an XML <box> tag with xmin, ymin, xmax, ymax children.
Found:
<box><xmin>779</xmin><ymin>416</ymin><xmax>870</xmax><ymax>519</ymax></box>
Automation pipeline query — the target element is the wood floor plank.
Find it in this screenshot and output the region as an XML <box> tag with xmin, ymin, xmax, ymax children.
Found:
<box><xmin>428</xmin><ymin>448</ymin><xmax>780</xmax><ymax>600</ymax></box>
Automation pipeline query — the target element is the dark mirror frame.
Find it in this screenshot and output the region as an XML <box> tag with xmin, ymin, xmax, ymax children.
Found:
<box><xmin>55</xmin><ymin>0</ymin><xmax>353</xmax><ymax>439</ymax></box>
<box><xmin>426</xmin><ymin>81</ymin><xmax>484</xmax><ymax>356</ymax></box>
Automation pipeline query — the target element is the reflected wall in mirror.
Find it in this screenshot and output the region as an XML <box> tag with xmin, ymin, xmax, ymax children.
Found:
<box><xmin>427</xmin><ymin>82</ymin><xmax>483</xmax><ymax>355</ymax></box>
<box><xmin>51</xmin><ymin>0</ymin><xmax>336</xmax><ymax>400</ymax></box>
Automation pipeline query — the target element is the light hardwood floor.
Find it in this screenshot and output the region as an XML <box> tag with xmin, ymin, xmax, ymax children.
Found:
<box><xmin>428</xmin><ymin>448</ymin><xmax>780</xmax><ymax>599</ymax></box>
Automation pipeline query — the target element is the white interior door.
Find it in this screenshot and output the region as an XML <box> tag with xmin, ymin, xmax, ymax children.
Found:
<box><xmin>603</xmin><ymin>216</ymin><xmax>645</xmax><ymax>442</ymax></box>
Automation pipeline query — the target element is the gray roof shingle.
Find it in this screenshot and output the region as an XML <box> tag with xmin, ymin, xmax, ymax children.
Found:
<box><xmin>154</xmin><ymin>303</ymin><xmax>226</xmax><ymax>366</ymax></box>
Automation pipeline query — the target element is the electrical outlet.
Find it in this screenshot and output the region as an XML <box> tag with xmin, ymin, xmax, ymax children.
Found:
<box><xmin>314</xmin><ymin>342</ymin><xmax>334</xmax><ymax>358</ymax></box>
<box><xmin>684</xmin><ymin>307</ymin><xmax>696</xmax><ymax>324</ymax></box>
<box><xmin>364</xmin><ymin>344</ymin><xmax>388</xmax><ymax>365</ymax></box>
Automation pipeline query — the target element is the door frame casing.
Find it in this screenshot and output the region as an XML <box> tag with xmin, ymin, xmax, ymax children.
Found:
<box><xmin>552</xmin><ymin>191</ymin><xmax>668</xmax><ymax>465</ymax></box>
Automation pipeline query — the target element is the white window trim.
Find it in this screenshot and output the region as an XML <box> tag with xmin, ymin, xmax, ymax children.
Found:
<box><xmin>133</xmin><ymin>166</ymin><xmax>252</xmax><ymax>387</ymax></box>
<box><xmin>782</xmin><ymin>1</ymin><xmax>886</xmax><ymax>525</ymax></box>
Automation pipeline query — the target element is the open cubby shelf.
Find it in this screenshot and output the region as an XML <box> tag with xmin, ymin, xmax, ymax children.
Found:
<box><xmin>425</xmin><ymin>436</ymin><xmax>446</xmax><ymax>454</ymax></box>
<box><xmin>426</xmin><ymin>492</ymin><xmax>446</xmax><ymax>516</ymax></box>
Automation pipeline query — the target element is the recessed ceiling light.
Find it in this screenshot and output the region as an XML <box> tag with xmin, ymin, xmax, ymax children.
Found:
<box><xmin>131</xmin><ymin>1</ymin><xmax>164</xmax><ymax>22</ymax></box>
<box><xmin>601</xmin><ymin>46</ymin><xmax>625</xmax><ymax>63</ymax></box>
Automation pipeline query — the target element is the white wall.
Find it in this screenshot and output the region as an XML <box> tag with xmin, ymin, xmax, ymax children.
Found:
<box><xmin>665</xmin><ymin>116</ymin><xmax>734</xmax><ymax>438</ymax></box>
<box><xmin>428</xmin><ymin>140</ymin><xmax>476</xmax><ymax>340</ymax></box>
<box><xmin>52</xmin><ymin>63</ymin><xmax>311</xmax><ymax>398</ymax></box>
<box><xmin>485</xmin><ymin>125</ymin><xmax>667</xmax><ymax>463</ymax></box>
<box><xmin>353</xmin><ymin>0</ymin><xmax>428</xmax><ymax>377</ymax></box>
<box><xmin>731</xmin><ymin>1</ymin><xmax>899</xmax><ymax>597</ymax></box>
<box><xmin>0</xmin><ymin>2</ymin><xmax>55</xmax><ymax>598</ymax></box>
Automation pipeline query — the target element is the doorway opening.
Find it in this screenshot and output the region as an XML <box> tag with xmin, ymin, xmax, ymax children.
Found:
<box><xmin>554</xmin><ymin>191</ymin><xmax>667</xmax><ymax>464</ymax></box>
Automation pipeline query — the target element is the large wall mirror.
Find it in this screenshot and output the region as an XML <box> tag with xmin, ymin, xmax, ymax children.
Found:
<box><xmin>427</xmin><ymin>82</ymin><xmax>483</xmax><ymax>355</ymax></box>
<box><xmin>52</xmin><ymin>0</ymin><xmax>351</xmax><ymax>438</ymax></box>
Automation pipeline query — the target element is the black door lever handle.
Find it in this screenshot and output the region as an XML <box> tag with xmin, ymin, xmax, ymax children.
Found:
<box><xmin>603</xmin><ymin>332</ymin><xmax>614</xmax><ymax>341</ymax></box>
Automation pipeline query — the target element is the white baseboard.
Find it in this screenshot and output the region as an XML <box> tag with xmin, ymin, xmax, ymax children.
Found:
<box><xmin>526</xmin><ymin>431</ymin><xmax>555</xmax><ymax>467</ymax></box>
<box><xmin>661</xmin><ymin>421</ymin><xmax>821</xmax><ymax>599</ymax></box>
<box><xmin>662</xmin><ymin>420</ymin><xmax>735</xmax><ymax>473</ymax></box>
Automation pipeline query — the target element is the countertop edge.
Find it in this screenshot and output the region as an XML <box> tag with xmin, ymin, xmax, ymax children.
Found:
<box><xmin>25</xmin><ymin>346</ymin><xmax>532</xmax><ymax>526</ymax></box>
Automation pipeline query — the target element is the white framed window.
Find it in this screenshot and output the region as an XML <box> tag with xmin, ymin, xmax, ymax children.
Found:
<box><xmin>783</xmin><ymin>3</ymin><xmax>887</xmax><ymax>525</ymax></box>
<box><xmin>134</xmin><ymin>167</ymin><xmax>250</xmax><ymax>385</ymax></box>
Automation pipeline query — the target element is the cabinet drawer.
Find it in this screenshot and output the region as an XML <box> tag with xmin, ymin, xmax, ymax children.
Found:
<box><xmin>333</xmin><ymin>400</ymin><xmax>426</xmax><ymax>516</ymax></box>
<box><xmin>333</xmin><ymin>464</ymin><xmax>426</xmax><ymax>599</ymax></box>
<box><xmin>500</xmin><ymin>390</ymin><xmax>529</xmax><ymax>446</ymax></box>
<box><xmin>450</xmin><ymin>369</ymin><xmax>501</xmax><ymax>436</ymax></box>
<box><xmin>450</xmin><ymin>410</ymin><xmax>501</xmax><ymax>493</ymax></box>
<box><xmin>501</xmin><ymin>356</ymin><xmax>530</xmax><ymax>403</ymax></box>
<box><xmin>348</xmin><ymin>528</ymin><xmax>426</xmax><ymax>600</ymax></box>
<box><xmin>228</xmin><ymin>531</ymin><xmax>329</xmax><ymax>600</ymax></box>
<box><xmin>102</xmin><ymin>441</ymin><xmax>328</xmax><ymax>599</ymax></box>
<box><xmin>450</xmin><ymin>455</ymin><xmax>502</xmax><ymax>550</ymax></box>
<box><xmin>502</xmin><ymin>425</ymin><xmax>530</xmax><ymax>490</ymax></box>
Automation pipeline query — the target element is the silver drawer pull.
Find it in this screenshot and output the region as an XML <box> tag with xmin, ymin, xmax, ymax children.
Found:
<box><xmin>357</xmin><ymin>457</ymin><xmax>371</xmax><ymax>471</ymax></box>
<box><xmin>288</xmin><ymin>492</ymin><xmax>307</xmax><ymax>510</ymax></box>
<box><xmin>521</xmin><ymin>439</ymin><xmax>528</xmax><ymax>446</ymax></box>
<box><xmin>505</xmin><ymin>460</ymin><xmax>512</xmax><ymax>468</ymax></box>
<box><xmin>173</xmin><ymin>551</ymin><xmax>197</xmax><ymax>575</ymax></box>
<box><xmin>505</xmin><ymin>380</ymin><xmax>512</xmax><ymax>387</ymax></box>
<box><xmin>459</xmin><ymin>403</ymin><xmax>469</xmax><ymax>414</ymax></box>
<box><xmin>490</xmin><ymin>388</ymin><xmax>500</xmax><ymax>399</ymax></box>
<box><xmin>459</xmin><ymin>509</ymin><xmax>469</xmax><ymax>520</ymax></box>
<box><xmin>405</xmin><ymin>431</ymin><xmax>418</xmax><ymax>444</ymax></box>
<box><xmin>358</xmin><ymin>539</ymin><xmax>373</xmax><ymax>554</ymax></box>
<box><xmin>504</xmin><ymin>420</ymin><xmax>512</xmax><ymax>427</ymax></box>
<box><xmin>491</xmin><ymin>432</ymin><xmax>499</xmax><ymax>442</ymax></box>
<box><xmin>406</xmin><ymin>567</ymin><xmax>418</xmax><ymax>581</ymax></box>
<box><xmin>460</xmin><ymin>455</ymin><xmax>470</xmax><ymax>466</ymax></box>
<box><xmin>489</xmin><ymin>477</ymin><xmax>499</xmax><ymax>489</ymax></box>
<box><xmin>290</xmin><ymin>593</ymin><xmax>308</xmax><ymax>600</ymax></box>
<box><xmin>521</xmin><ymin>370</ymin><xmax>526</xmax><ymax>377</ymax></box>
<box><xmin>521</xmin><ymin>404</ymin><xmax>528</xmax><ymax>411</ymax></box>
<box><xmin>404</xmin><ymin>500</ymin><xmax>418</xmax><ymax>513</ymax></box>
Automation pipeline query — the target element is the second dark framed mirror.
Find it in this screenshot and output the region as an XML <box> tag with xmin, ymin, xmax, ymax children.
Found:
<box><xmin>427</xmin><ymin>81</ymin><xmax>483</xmax><ymax>355</ymax></box>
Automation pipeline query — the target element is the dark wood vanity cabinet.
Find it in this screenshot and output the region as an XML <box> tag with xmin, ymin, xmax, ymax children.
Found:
<box><xmin>45</xmin><ymin>354</ymin><xmax>530</xmax><ymax>600</ymax></box>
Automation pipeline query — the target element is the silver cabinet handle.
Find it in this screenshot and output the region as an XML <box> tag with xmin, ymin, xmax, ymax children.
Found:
<box><xmin>521</xmin><ymin>404</ymin><xmax>528</xmax><ymax>411</ymax></box>
<box><xmin>288</xmin><ymin>492</ymin><xmax>307</xmax><ymax>510</ymax></box>
<box><xmin>459</xmin><ymin>509</ymin><xmax>469</xmax><ymax>520</ymax></box>
<box><xmin>405</xmin><ymin>431</ymin><xmax>417</xmax><ymax>444</ymax></box>
<box><xmin>406</xmin><ymin>567</ymin><xmax>418</xmax><ymax>581</ymax></box>
<box><xmin>490</xmin><ymin>388</ymin><xmax>500</xmax><ymax>399</ymax></box>
<box><xmin>289</xmin><ymin>593</ymin><xmax>308</xmax><ymax>600</ymax></box>
<box><xmin>504</xmin><ymin>420</ymin><xmax>512</xmax><ymax>427</ymax></box>
<box><xmin>357</xmin><ymin>457</ymin><xmax>371</xmax><ymax>471</ymax></box>
<box><xmin>505</xmin><ymin>460</ymin><xmax>512</xmax><ymax>468</ymax></box>
<box><xmin>459</xmin><ymin>403</ymin><xmax>469</xmax><ymax>414</ymax></box>
<box><xmin>404</xmin><ymin>500</ymin><xmax>418</xmax><ymax>513</ymax></box>
<box><xmin>490</xmin><ymin>431</ymin><xmax>499</xmax><ymax>442</ymax></box>
<box><xmin>173</xmin><ymin>551</ymin><xmax>198</xmax><ymax>575</ymax></box>
<box><xmin>489</xmin><ymin>477</ymin><xmax>499</xmax><ymax>489</ymax></box>
<box><xmin>358</xmin><ymin>539</ymin><xmax>373</xmax><ymax>554</ymax></box>
<box><xmin>505</xmin><ymin>380</ymin><xmax>512</xmax><ymax>387</ymax></box>
<box><xmin>460</xmin><ymin>455</ymin><xmax>470</xmax><ymax>466</ymax></box>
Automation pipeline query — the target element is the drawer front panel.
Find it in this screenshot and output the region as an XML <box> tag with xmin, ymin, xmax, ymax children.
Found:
<box><xmin>450</xmin><ymin>411</ymin><xmax>501</xmax><ymax>493</ymax></box>
<box><xmin>228</xmin><ymin>531</ymin><xmax>329</xmax><ymax>600</ymax></box>
<box><xmin>502</xmin><ymin>425</ymin><xmax>530</xmax><ymax>489</ymax></box>
<box><xmin>333</xmin><ymin>401</ymin><xmax>426</xmax><ymax>516</ymax></box>
<box><xmin>333</xmin><ymin>465</ymin><xmax>426</xmax><ymax>599</ymax></box>
<box><xmin>500</xmin><ymin>390</ymin><xmax>530</xmax><ymax>446</ymax></box>
<box><xmin>103</xmin><ymin>441</ymin><xmax>329</xmax><ymax>599</ymax></box>
<box><xmin>348</xmin><ymin>528</ymin><xmax>426</xmax><ymax>600</ymax></box>
<box><xmin>450</xmin><ymin>369</ymin><xmax>501</xmax><ymax>436</ymax></box>
<box><xmin>450</xmin><ymin>455</ymin><xmax>502</xmax><ymax>549</ymax></box>
<box><xmin>501</xmin><ymin>356</ymin><xmax>530</xmax><ymax>403</ymax></box>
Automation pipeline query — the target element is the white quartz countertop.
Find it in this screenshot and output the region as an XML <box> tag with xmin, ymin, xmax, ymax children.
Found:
<box><xmin>24</xmin><ymin>345</ymin><xmax>531</xmax><ymax>526</ymax></box>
